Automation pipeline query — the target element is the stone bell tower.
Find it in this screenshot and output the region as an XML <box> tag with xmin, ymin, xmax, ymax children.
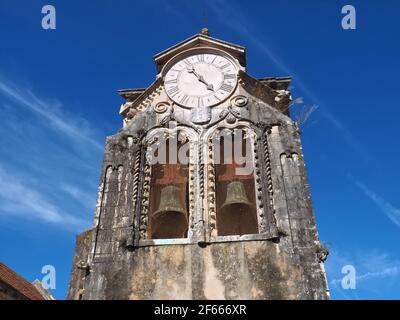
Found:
<box><xmin>67</xmin><ymin>30</ymin><xmax>330</xmax><ymax>300</ymax></box>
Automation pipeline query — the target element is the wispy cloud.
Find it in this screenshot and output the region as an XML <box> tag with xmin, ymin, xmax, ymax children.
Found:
<box><xmin>330</xmin><ymin>265</ymin><xmax>400</xmax><ymax>286</ymax></box>
<box><xmin>60</xmin><ymin>184</ymin><xmax>96</xmax><ymax>210</ymax></box>
<box><xmin>0</xmin><ymin>166</ymin><xmax>90</xmax><ymax>231</ymax></box>
<box><xmin>0</xmin><ymin>77</ymin><xmax>103</xmax><ymax>151</ymax></box>
<box><xmin>294</xmin><ymin>97</ymin><xmax>304</xmax><ymax>105</ymax></box>
<box><xmin>356</xmin><ymin>267</ymin><xmax>400</xmax><ymax>282</ymax></box>
<box><xmin>205</xmin><ymin>0</ymin><xmax>370</xmax><ymax>163</ymax></box>
<box><xmin>326</xmin><ymin>248</ymin><xmax>400</xmax><ymax>299</ymax></box>
<box><xmin>294</xmin><ymin>103</ymin><xmax>319</xmax><ymax>126</ymax></box>
<box><xmin>0</xmin><ymin>75</ymin><xmax>103</xmax><ymax>232</ymax></box>
<box><xmin>351</xmin><ymin>177</ymin><xmax>400</xmax><ymax>228</ymax></box>
<box><xmin>207</xmin><ymin>0</ymin><xmax>291</xmax><ymax>75</ymax></box>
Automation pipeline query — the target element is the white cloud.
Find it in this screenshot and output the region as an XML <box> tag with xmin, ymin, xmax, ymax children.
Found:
<box><xmin>0</xmin><ymin>166</ymin><xmax>90</xmax><ymax>231</ymax></box>
<box><xmin>207</xmin><ymin>0</ymin><xmax>291</xmax><ymax>75</ymax></box>
<box><xmin>204</xmin><ymin>0</ymin><xmax>372</xmax><ymax>164</ymax></box>
<box><xmin>330</xmin><ymin>250</ymin><xmax>400</xmax><ymax>284</ymax></box>
<box><xmin>60</xmin><ymin>184</ymin><xmax>96</xmax><ymax>209</ymax></box>
<box><xmin>352</xmin><ymin>178</ymin><xmax>400</xmax><ymax>228</ymax></box>
<box><xmin>294</xmin><ymin>103</ymin><xmax>318</xmax><ymax>126</ymax></box>
<box><xmin>0</xmin><ymin>76</ymin><xmax>102</xmax><ymax>232</ymax></box>
<box><xmin>330</xmin><ymin>265</ymin><xmax>400</xmax><ymax>286</ymax></box>
<box><xmin>326</xmin><ymin>248</ymin><xmax>400</xmax><ymax>299</ymax></box>
<box><xmin>356</xmin><ymin>267</ymin><xmax>400</xmax><ymax>282</ymax></box>
<box><xmin>294</xmin><ymin>97</ymin><xmax>304</xmax><ymax>104</ymax></box>
<box><xmin>0</xmin><ymin>78</ymin><xmax>103</xmax><ymax>151</ymax></box>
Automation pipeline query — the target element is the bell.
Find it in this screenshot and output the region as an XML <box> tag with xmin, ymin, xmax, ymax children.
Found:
<box><xmin>151</xmin><ymin>185</ymin><xmax>188</xmax><ymax>239</ymax></box>
<box><xmin>218</xmin><ymin>181</ymin><xmax>258</xmax><ymax>236</ymax></box>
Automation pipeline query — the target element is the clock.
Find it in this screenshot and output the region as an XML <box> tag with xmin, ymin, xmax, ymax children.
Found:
<box><xmin>164</xmin><ymin>51</ymin><xmax>238</xmax><ymax>108</ymax></box>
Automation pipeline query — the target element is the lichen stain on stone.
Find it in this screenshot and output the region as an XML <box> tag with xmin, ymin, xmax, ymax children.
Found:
<box><xmin>203</xmin><ymin>248</ymin><xmax>225</xmax><ymax>299</ymax></box>
<box><xmin>129</xmin><ymin>246</ymin><xmax>190</xmax><ymax>299</ymax></box>
<box><xmin>129</xmin><ymin>270</ymin><xmax>150</xmax><ymax>300</ymax></box>
<box><xmin>244</xmin><ymin>241</ymin><xmax>263</xmax><ymax>259</ymax></box>
<box><xmin>129</xmin><ymin>248</ymin><xmax>158</xmax><ymax>299</ymax></box>
<box><xmin>157</xmin><ymin>278</ymin><xmax>188</xmax><ymax>300</ymax></box>
<box><xmin>159</xmin><ymin>245</ymin><xmax>185</xmax><ymax>267</ymax></box>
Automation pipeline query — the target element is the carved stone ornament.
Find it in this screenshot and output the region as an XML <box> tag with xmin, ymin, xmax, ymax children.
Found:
<box><xmin>191</xmin><ymin>106</ymin><xmax>211</xmax><ymax>124</ymax></box>
<box><xmin>230</xmin><ymin>95</ymin><xmax>248</xmax><ymax>107</ymax></box>
<box><xmin>154</xmin><ymin>101</ymin><xmax>170</xmax><ymax>113</ymax></box>
<box><xmin>137</xmin><ymin>85</ymin><xmax>164</xmax><ymax>112</ymax></box>
<box><xmin>225</xmin><ymin>114</ymin><xmax>237</xmax><ymax>124</ymax></box>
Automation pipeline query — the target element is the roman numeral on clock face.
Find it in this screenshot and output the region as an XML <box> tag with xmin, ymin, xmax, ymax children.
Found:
<box><xmin>224</xmin><ymin>73</ymin><xmax>236</xmax><ymax>80</ymax></box>
<box><xmin>165</xmin><ymin>79</ymin><xmax>178</xmax><ymax>84</ymax></box>
<box><xmin>164</xmin><ymin>52</ymin><xmax>239</xmax><ymax>108</ymax></box>
<box><xmin>220</xmin><ymin>63</ymin><xmax>230</xmax><ymax>70</ymax></box>
<box><xmin>197</xmin><ymin>97</ymin><xmax>204</xmax><ymax>108</ymax></box>
<box><xmin>182</xmin><ymin>58</ymin><xmax>191</xmax><ymax>66</ymax></box>
<box><xmin>167</xmin><ymin>86</ymin><xmax>179</xmax><ymax>96</ymax></box>
<box><xmin>180</xmin><ymin>94</ymin><xmax>189</xmax><ymax>105</ymax></box>
<box><xmin>220</xmin><ymin>83</ymin><xmax>234</xmax><ymax>92</ymax></box>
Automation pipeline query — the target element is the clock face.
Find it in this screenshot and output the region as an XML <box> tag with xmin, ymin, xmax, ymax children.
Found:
<box><xmin>164</xmin><ymin>52</ymin><xmax>238</xmax><ymax>108</ymax></box>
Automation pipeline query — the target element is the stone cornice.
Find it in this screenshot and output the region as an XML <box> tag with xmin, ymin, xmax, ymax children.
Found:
<box><xmin>119</xmin><ymin>78</ymin><xmax>163</xmax><ymax>117</ymax></box>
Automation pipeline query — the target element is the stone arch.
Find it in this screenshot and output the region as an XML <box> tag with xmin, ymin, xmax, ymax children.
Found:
<box><xmin>140</xmin><ymin>126</ymin><xmax>199</xmax><ymax>240</ymax></box>
<box><xmin>203</xmin><ymin>121</ymin><xmax>262</xmax><ymax>238</ymax></box>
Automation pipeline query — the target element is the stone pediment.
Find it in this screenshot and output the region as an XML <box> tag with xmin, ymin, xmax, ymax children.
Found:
<box><xmin>153</xmin><ymin>33</ymin><xmax>246</xmax><ymax>74</ymax></box>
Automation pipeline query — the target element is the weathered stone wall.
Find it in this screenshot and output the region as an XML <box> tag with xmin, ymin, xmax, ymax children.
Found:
<box><xmin>68</xmin><ymin>65</ymin><xmax>329</xmax><ymax>300</ymax></box>
<box><xmin>127</xmin><ymin>241</ymin><xmax>327</xmax><ymax>299</ymax></box>
<box><xmin>71</xmin><ymin>240</ymin><xmax>327</xmax><ymax>300</ymax></box>
<box><xmin>67</xmin><ymin>228</ymin><xmax>95</xmax><ymax>299</ymax></box>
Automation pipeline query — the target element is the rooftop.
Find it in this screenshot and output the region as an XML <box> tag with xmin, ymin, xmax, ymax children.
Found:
<box><xmin>0</xmin><ymin>262</ymin><xmax>45</xmax><ymax>300</ymax></box>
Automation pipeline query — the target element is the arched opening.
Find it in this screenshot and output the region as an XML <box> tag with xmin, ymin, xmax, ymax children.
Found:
<box><xmin>148</xmin><ymin>135</ymin><xmax>190</xmax><ymax>239</ymax></box>
<box><xmin>213</xmin><ymin>128</ymin><xmax>259</xmax><ymax>236</ymax></box>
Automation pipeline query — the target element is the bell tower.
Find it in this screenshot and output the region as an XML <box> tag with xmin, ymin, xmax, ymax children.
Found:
<box><xmin>68</xmin><ymin>32</ymin><xmax>330</xmax><ymax>300</ymax></box>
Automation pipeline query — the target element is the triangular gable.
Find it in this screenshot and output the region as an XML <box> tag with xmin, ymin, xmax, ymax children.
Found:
<box><xmin>154</xmin><ymin>33</ymin><xmax>246</xmax><ymax>74</ymax></box>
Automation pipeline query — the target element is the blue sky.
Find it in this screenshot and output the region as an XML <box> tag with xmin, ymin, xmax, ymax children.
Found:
<box><xmin>0</xmin><ymin>0</ymin><xmax>399</xmax><ymax>300</ymax></box>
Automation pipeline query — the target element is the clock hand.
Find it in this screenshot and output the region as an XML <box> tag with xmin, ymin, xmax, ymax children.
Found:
<box><xmin>187</xmin><ymin>66</ymin><xmax>205</xmax><ymax>84</ymax></box>
<box><xmin>187</xmin><ymin>66</ymin><xmax>214</xmax><ymax>91</ymax></box>
<box><xmin>197</xmin><ymin>75</ymin><xmax>214</xmax><ymax>91</ymax></box>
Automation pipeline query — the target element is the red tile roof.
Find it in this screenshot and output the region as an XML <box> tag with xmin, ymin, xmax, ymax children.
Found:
<box><xmin>0</xmin><ymin>262</ymin><xmax>45</xmax><ymax>300</ymax></box>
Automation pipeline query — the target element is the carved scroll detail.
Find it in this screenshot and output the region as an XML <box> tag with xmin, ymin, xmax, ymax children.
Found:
<box><xmin>131</xmin><ymin>148</ymin><xmax>141</xmax><ymax>229</ymax></box>
<box><xmin>136</xmin><ymin>85</ymin><xmax>164</xmax><ymax>112</ymax></box>
<box><xmin>139</xmin><ymin>163</ymin><xmax>151</xmax><ymax>240</ymax></box>
<box><xmin>252</xmin><ymin>132</ymin><xmax>267</xmax><ymax>233</ymax></box>
<box><xmin>264</xmin><ymin>129</ymin><xmax>277</xmax><ymax>226</ymax></box>
<box><xmin>207</xmin><ymin>136</ymin><xmax>217</xmax><ymax>238</ymax></box>
<box><xmin>188</xmin><ymin>141</ymin><xmax>196</xmax><ymax>232</ymax></box>
<box><xmin>198</xmin><ymin>149</ymin><xmax>205</xmax><ymax>198</ymax></box>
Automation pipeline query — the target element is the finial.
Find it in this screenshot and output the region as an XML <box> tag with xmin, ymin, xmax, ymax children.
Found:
<box><xmin>201</xmin><ymin>9</ymin><xmax>210</xmax><ymax>36</ymax></box>
<box><xmin>201</xmin><ymin>27</ymin><xmax>209</xmax><ymax>36</ymax></box>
